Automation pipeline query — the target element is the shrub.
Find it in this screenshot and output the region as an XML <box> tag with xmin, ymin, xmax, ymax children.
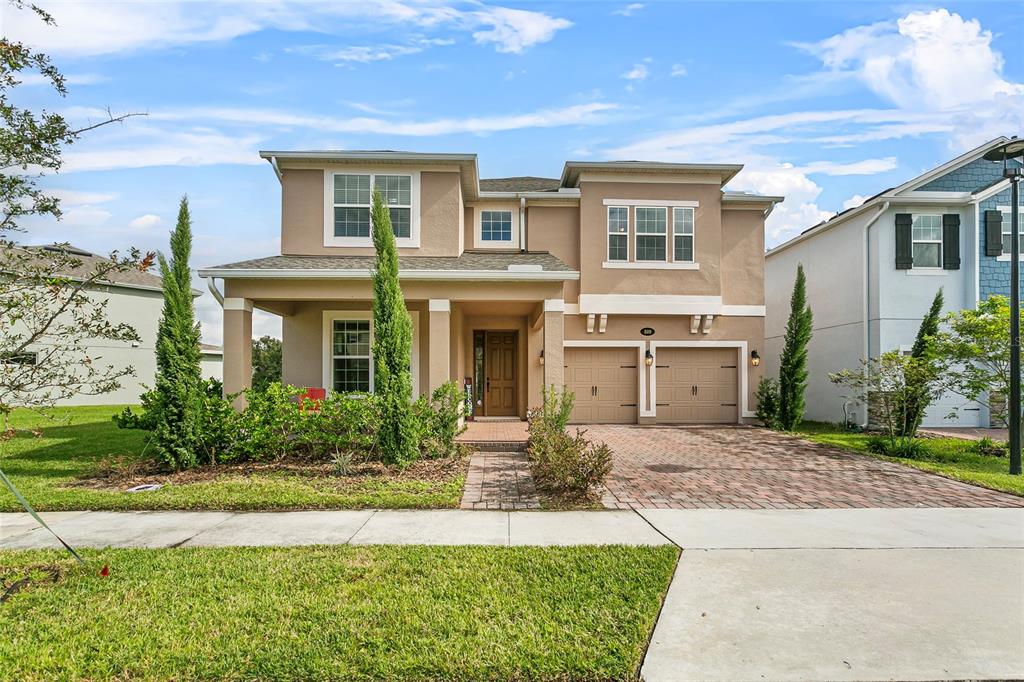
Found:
<box><xmin>754</xmin><ymin>377</ymin><xmax>781</xmax><ymax>430</ymax></box>
<box><xmin>414</xmin><ymin>381</ymin><xmax>467</xmax><ymax>459</ymax></box>
<box><xmin>969</xmin><ymin>437</ymin><xmax>1008</xmax><ymax>458</ymax></box>
<box><xmin>226</xmin><ymin>383</ymin><xmax>305</xmax><ymax>463</ymax></box>
<box><xmin>866</xmin><ymin>434</ymin><xmax>925</xmax><ymax>459</ymax></box>
<box><xmin>527</xmin><ymin>387</ymin><xmax>611</xmax><ymax>501</ymax></box>
<box><xmin>301</xmin><ymin>391</ymin><xmax>379</xmax><ymax>460</ymax></box>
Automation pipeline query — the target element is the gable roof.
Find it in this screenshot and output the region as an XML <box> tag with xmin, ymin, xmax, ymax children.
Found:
<box><xmin>767</xmin><ymin>136</ymin><xmax>1017</xmax><ymax>259</ymax></box>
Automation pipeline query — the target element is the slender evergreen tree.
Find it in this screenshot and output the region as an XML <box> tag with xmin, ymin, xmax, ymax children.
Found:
<box><xmin>371</xmin><ymin>190</ymin><xmax>419</xmax><ymax>466</ymax></box>
<box><xmin>778</xmin><ymin>264</ymin><xmax>813</xmax><ymax>430</ymax></box>
<box><xmin>151</xmin><ymin>196</ymin><xmax>204</xmax><ymax>469</ymax></box>
<box><xmin>900</xmin><ymin>288</ymin><xmax>944</xmax><ymax>436</ymax></box>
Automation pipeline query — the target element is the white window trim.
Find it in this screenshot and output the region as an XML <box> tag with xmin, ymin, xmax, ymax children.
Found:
<box><xmin>473</xmin><ymin>204</ymin><xmax>520</xmax><ymax>249</ymax></box>
<box><xmin>603</xmin><ymin>261</ymin><xmax>699</xmax><ymax>270</ymax></box>
<box><xmin>634</xmin><ymin>206</ymin><xmax>668</xmax><ymax>262</ymax></box>
<box><xmin>607</xmin><ymin>205</ymin><xmax>629</xmax><ymax>262</ymax></box>
<box><xmin>322</xmin><ymin>169</ymin><xmax>421</xmax><ymax>248</ymax></box>
<box><xmin>321</xmin><ymin>310</ymin><xmax>421</xmax><ymax>397</ymax></box>
<box><xmin>996</xmin><ymin>205</ymin><xmax>1024</xmax><ymax>261</ymax></box>
<box><xmin>911</xmin><ymin>213</ymin><xmax>943</xmax><ymax>270</ymax></box>
<box><xmin>602</xmin><ymin>198</ymin><xmax>700</xmax><ymax>207</ymax></box>
<box><xmin>672</xmin><ymin>206</ymin><xmax>695</xmax><ymax>263</ymax></box>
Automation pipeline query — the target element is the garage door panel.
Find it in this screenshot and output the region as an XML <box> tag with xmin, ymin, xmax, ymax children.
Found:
<box><xmin>565</xmin><ymin>347</ymin><xmax>638</xmax><ymax>424</ymax></box>
<box><xmin>657</xmin><ymin>347</ymin><xmax>738</xmax><ymax>424</ymax></box>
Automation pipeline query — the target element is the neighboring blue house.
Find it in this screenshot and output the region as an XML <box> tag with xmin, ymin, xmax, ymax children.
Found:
<box><xmin>765</xmin><ymin>136</ymin><xmax>1023</xmax><ymax>428</ymax></box>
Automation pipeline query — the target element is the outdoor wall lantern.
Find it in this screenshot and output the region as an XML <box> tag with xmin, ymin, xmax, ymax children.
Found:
<box><xmin>539</xmin><ymin>349</ymin><xmax>545</xmax><ymax>366</ymax></box>
<box><xmin>751</xmin><ymin>350</ymin><xmax>761</xmax><ymax>367</ymax></box>
<box><xmin>645</xmin><ymin>349</ymin><xmax>654</xmax><ymax>367</ymax></box>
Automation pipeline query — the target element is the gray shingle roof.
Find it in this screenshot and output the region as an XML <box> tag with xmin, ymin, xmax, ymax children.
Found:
<box><xmin>479</xmin><ymin>177</ymin><xmax>561</xmax><ymax>192</ymax></box>
<box><xmin>21</xmin><ymin>244</ymin><xmax>165</xmax><ymax>290</ymax></box>
<box><xmin>203</xmin><ymin>250</ymin><xmax>575</xmax><ymax>273</ymax></box>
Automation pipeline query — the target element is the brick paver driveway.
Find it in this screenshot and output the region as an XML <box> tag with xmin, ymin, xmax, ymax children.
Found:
<box><xmin>584</xmin><ymin>425</ymin><xmax>1024</xmax><ymax>509</ymax></box>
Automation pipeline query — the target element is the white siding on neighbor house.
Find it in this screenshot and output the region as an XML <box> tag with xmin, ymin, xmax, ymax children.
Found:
<box><xmin>201</xmin><ymin>354</ymin><xmax>223</xmax><ymax>382</ymax></box>
<box><xmin>873</xmin><ymin>204</ymin><xmax>983</xmax><ymax>427</ymax></box>
<box><xmin>765</xmin><ymin>210</ymin><xmax>867</xmax><ymax>425</ymax></box>
<box><xmin>766</xmin><ymin>202</ymin><xmax>984</xmax><ymax>428</ymax></box>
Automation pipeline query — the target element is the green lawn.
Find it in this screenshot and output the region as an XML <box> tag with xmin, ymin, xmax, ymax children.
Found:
<box><xmin>0</xmin><ymin>545</ymin><xmax>678</xmax><ymax>681</ymax></box>
<box><xmin>796</xmin><ymin>421</ymin><xmax>1024</xmax><ymax>497</ymax></box>
<box><xmin>0</xmin><ymin>406</ymin><xmax>464</xmax><ymax>511</ymax></box>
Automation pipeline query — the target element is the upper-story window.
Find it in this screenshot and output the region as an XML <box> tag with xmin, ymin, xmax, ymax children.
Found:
<box><xmin>635</xmin><ymin>207</ymin><xmax>667</xmax><ymax>261</ymax></box>
<box><xmin>607</xmin><ymin>206</ymin><xmax>629</xmax><ymax>261</ymax></box>
<box><xmin>481</xmin><ymin>210</ymin><xmax>513</xmax><ymax>241</ymax></box>
<box><xmin>911</xmin><ymin>214</ymin><xmax>942</xmax><ymax>268</ymax></box>
<box><xmin>1000</xmin><ymin>207</ymin><xmax>1024</xmax><ymax>254</ymax></box>
<box><xmin>325</xmin><ymin>170</ymin><xmax>418</xmax><ymax>248</ymax></box>
<box><xmin>673</xmin><ymin>207</ymin><xmax>694</xmax><ymax>262</ymax></box>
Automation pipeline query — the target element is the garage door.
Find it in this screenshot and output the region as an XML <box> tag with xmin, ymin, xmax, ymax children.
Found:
<box><xmin>656</xmin><ymin>347</ymin><xmax>738</xmax><ymax>423</ymax></box>
<box><xmin>564</xmin><ymin>347</ymin><xmax>638</xmax><ymax>423</ymax></box>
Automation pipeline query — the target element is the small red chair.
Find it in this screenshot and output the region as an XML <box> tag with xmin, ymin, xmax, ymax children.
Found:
<box><xmin>299</xmin><ymin>387</ymin><xmax>326</xmax><ymax>412</ymax></box>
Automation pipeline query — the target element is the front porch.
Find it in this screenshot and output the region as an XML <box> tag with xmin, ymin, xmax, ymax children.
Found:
<box><xmin>219</xmin><ymin>280</ymin><xmax>567</xmax><ymax>416</ymax></box>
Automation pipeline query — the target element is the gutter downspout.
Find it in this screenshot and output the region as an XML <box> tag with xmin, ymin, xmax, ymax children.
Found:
<box><xmin>518</xmin><ymin>194</ymin><xmax>527</xmax><ymax>253</ymax></box>
<box><xmin>861</xmin><ymin>200</ymin><xmax>889</xmax><ymax>426</ymax></box>
<box><xmin>205</xmin><ymin>276</ymin><xmax>224</xmax><ymax>306</ymax></box>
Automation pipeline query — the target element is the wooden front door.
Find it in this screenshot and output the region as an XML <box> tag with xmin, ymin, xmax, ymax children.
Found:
<box><xmin>484</xmin><ymin>331</ymin><xmax>517</xmax><ymax>416</ymax></box>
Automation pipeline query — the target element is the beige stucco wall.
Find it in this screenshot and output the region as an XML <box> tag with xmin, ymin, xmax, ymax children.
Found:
<box><xmin>721</xmin><ymin>208</ymin><xmax>765</xmax><ymax>305</ymax></box>
<box><xmin>224</xmin><ymin>278</ymin><xmax>564</xmax><ymax>303</ymax></box>
<box><xmin>578</xmin><ymin>181</ymin><xmax>724</xmax><ymax>296</ymax></box>
<box><xmin>527</xmin><ymin>205</ymin><xmax>580</xmax><ymax>303</ymax></box>
<box><xmin>280</xmin><ymin>169</ymin><xmax>462</xmax><ymax>257</ymax></box>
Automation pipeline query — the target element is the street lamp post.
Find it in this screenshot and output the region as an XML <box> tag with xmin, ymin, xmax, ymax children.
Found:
<box><xmin>985</xmin><ymin>139</ymin><xmax>1024</xmax><ymax>476</ymax></box>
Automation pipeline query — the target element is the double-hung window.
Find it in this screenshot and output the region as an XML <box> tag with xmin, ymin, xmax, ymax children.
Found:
<box><xmin>1001</xmin><ymin>207</ymin><xmax>1024</xmax><ymax>254</ymax></box>
<box><xmin>673</xmin><ymin>207</ymin><xmax>694</xmax><ymax>262</ymax></box>
<box><xmin>331</xmin><ymin>319</ymin><xmax>372</xmax><ymax>393</ymax></box>
<box><xmin>607</xmin><ymin>206</ymin><xmax>629</xmax><ymax>261</ymax></box>
<box><xmin>481</xmin><ymin>210</ymin><xmax>513</xmax><ymax>241</ymax></box>
<box><xmin>635</xmin><ymin>207</ymin><xmax>667</xmax><ymax>261</ymax></box>
<box><xmin>911</xmin><ymin>214</ymin><xmax>942</xmax><ymax>268</ymax></box>
<box><xmin>331</xmin><ymin>173</ymin><xmax>412</xmax><ymax>240</ymax></box>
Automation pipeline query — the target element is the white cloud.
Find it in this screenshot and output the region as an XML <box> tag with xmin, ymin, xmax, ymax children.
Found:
<box><xmin>612</xmin><ymin>3</ymin><xmax>644</xmax><ymax>17</ymax></box>
<box><xmin>622</xmin><ymin>63</ymin><xmax>649</xmax><ymax>81</ymax></box>
<box><xmin>670</xmin><ymin>64</ymin><xmax>687</xmax><ymax>77</ymax></box>
<box><xmin>129</xmin><ymin>214</ymin><xmax>163</xmax><ymax>230</ymax></box>
<box><xmin>842</xmin><ymin>195</ymin><xmax>868</xmax><ymax>211</ymax></box>
<box><xmin>794</xmin><ymin>157</ymin><xmax>898</xmax><ymax>176</ymax></box>
<box><xmin>289</xmin><ymin>38</ymin><xmax>454</xmax><ymax>64</ymax></box>
<box><xmin>61</xmin><ymin>205</ymin><xmax>112</xmax><ymax>226</ymax></box>
<box><xmin>798</xmin><ymin>8</ymin><xmax>1024</xmax><ymax>151</ymax></box>
<box><xmin>469</xmin><ymin>6</ymin><xmax>571</xmax><ymax>53</ymax></box>
<box><xmin>147</xmin><ymin>102</ymin><xmax>617</xmax><ymax>137</ymax></box>
<box><xmin>3</xmin><ymin>1</ymin><xmax>570</xmax><ymax>57</ymax></box>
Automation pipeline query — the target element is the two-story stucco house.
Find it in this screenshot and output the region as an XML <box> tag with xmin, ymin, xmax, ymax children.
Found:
<box><xmin>765</xmin><ymin>136</ymin><xmax>1023</xmax><ymax>428</ymax></box>
<box><xmin>198</xmin><ymin>151</ymin><xmax>780</xmax><ymax>424</ymax></box>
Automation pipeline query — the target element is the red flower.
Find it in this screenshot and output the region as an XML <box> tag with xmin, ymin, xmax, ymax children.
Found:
<box><xmin>99</xmin><ymin>564</ymin><xmax>110</xmax><ymax>577</ymax></box>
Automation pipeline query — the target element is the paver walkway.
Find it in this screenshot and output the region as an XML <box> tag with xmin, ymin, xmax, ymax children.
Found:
<box><xmin>920</xmin><ymin>426</ymin><xmax>1008</xmax><ymax>441</ymax></box>
<box><xmin>588</xmin><ymin>424</ymin><xmax>1024</xmax><ymax>509</ymax></box>
<box><xmin>460</xmin><ymin>451</ymin><xmax>540</xmax><ymax>509</ymax></box>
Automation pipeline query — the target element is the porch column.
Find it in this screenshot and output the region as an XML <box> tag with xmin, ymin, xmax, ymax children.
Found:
<box><xmin>543</xmin><ymin>299</ymin><xmax>564</xmax><ymax>390</ymax></box>
<box><xmin>428</xmin><ymin>299</ymin><xmax>451</xmax><ymax>392</ymax></box>
<box><xmin>223</xmin><ymin>297</ymin><xmax>253</xmax><ymax>408</ymax></box>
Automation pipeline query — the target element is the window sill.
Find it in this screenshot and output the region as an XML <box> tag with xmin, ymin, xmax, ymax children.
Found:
<box><xmin>602</xmin><ymin>261</ymin><xmax>699</xmax><ymax>270</ymax></box>
<box><xmin>904</xmin><ymin>268</ymin><xmax>948</xmax><ymax>276</ymax></box>
<box><xmin>323</xmin><ymin>237</ymin><xmax>420</xmax><ymax>248</ymax></box>
<box><xmin>996</xmin><ymin>254</ymin><xmax>1024</xmax><ymax>261</ymax></box>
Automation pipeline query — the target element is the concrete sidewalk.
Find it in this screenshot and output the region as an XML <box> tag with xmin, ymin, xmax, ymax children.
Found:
<box><xmin>3</xmin><ymin>508</ymin><xmax>1022</xmax><ymax>682</ymax></box>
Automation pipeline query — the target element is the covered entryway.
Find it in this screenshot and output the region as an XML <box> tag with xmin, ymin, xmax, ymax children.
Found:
<box><xmin>564</xmin><ymin>347</ymin><xmax>639</xmax><ymax>423</ymax></box>
<box><xmin>655</xmin><ymin>347</ymin><xmax>738</xmax><ymax>423</ymax></box>
<box><xmin>484</xmin><ymin>331</ymin><xmax>518</xmax><ymax>416</ymax></box>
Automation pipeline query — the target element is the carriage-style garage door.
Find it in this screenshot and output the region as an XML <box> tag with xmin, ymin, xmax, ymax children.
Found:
<box><xmin>564</xmin><ymin>347</ymin><xmax>638</xmax><ymax>424</ymax></box>
<box><xmin>655</xmin><ymin>347</ymin><xmax>738</xmax><ymax>423</ymax></box>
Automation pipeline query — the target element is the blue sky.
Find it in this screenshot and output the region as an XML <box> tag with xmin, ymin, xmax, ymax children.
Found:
<box><xmin>5</xmin><ymin>0</ymin><xmax>1023</xmax><ymax>341</ymax></box>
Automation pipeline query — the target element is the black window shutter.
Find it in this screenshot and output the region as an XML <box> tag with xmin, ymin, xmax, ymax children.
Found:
<box><xmin>985</xmin><ymin>209</ymin><xmax>1003</xmax><ymax>256</ymax></box>
<box><xmin>942</xmin><ymin>214</ymin><xmax>960</xmax><ymax>269</ymax></box>
<box><xmin>895</xmin><ymin>213</ymin><xmax>913</xmax><ymax>269</ymax></box>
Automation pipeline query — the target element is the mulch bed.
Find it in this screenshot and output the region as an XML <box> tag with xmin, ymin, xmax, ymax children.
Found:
<box><xmin>70</xmin><ymin>453</ymin><xmax>468</xmax><ymax>492</ymax></box>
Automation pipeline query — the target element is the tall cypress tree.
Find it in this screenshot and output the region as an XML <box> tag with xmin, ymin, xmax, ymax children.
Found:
<box><xmin>901</xmin><ymin>288</ymin><xmax>944</xmax><ymax>436</ymax></box>
<box><xmin>778</xmin><ymin>264</ymin><xmax>813</xmax><ymax>431</ymax></box>
<box><xmin>152</xmin><ymin>196</ymin><xmax>204</xmax><ymax>469</ymax></box>
<box><xmin>371</xmin><ymin>189</ymin><xmax>419</xmax><ymax>467</ymax></box>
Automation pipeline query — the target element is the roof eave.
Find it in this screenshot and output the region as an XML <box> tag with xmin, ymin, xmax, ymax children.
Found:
<box><xmin>196</xmin><ymin>267</ymin><xmax>580</xmax><ymax>281</ymax></box>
